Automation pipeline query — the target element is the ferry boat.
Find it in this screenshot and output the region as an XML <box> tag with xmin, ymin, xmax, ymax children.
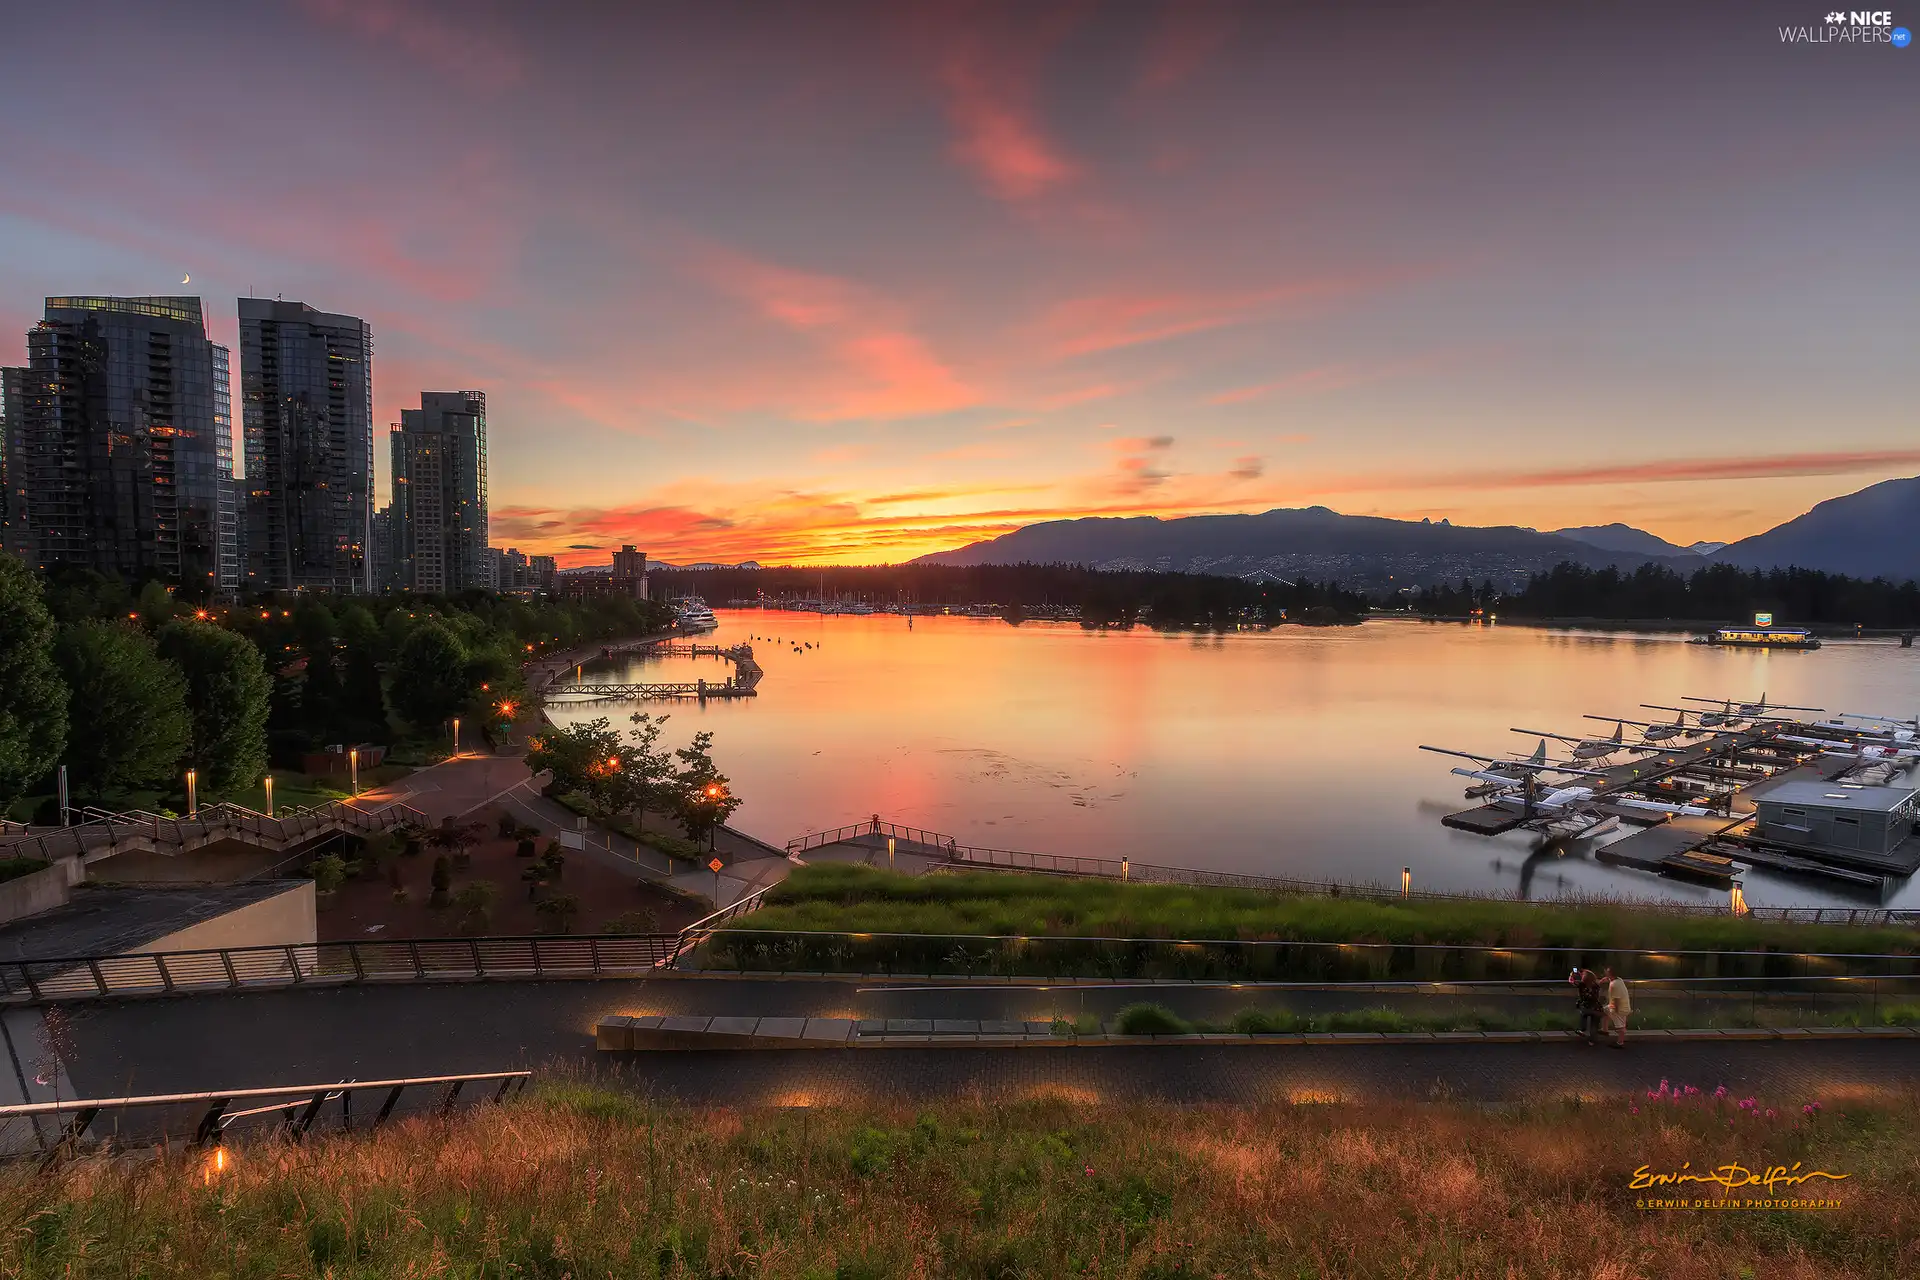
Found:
<box><xmin>1692</xmin><ymin>624</ymin><xmax>1820</xmax><ymax>650</ymax></box>
<box><xmin>673</xmin><ymin>597</ymin><xmax>718</xmax><ymax>631</ymax></box>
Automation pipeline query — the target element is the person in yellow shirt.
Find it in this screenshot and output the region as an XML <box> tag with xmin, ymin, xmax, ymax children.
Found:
<box><xmin>1603</xmin><ymin>966</ymin><xmax>1631</xmax><ymax>1049</ymax></box>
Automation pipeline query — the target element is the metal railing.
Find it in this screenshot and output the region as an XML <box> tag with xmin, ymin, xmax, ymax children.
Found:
<box><xmin>0</xmin><ymin>934</ymin><xmax>693</xmax><ymax>1002</ymax></box>
<box><xmin>668</xmin><ymin>886</ymin><xmax>773</xmax><ymax>965</ymax></box>
<box><xmin>689</xmin><ymin>927</ymin><xmax>1920</xmax><ymax>987</ymax></box>
<box><xmin>2</xmin><ymin>1070</ymin><xmax>531</xmax><ymax>1165</ymax></box>
<box><xmin>0</xmin><ymin>799</ymin><xmax>426</xmax><ymax>866</ymax></box>
<box><xmin>785</xmin><ymin>816</ymin><xmax>1919</xmax><ymax>926</ymax></box>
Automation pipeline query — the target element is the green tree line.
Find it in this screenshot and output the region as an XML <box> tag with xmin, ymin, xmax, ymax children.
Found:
<box><xmin>0</xmin><ymin>558</ymin><xmax>674</xmax><ymax>819</ymax></box>
<box><xmin>653</xmin><ymin>564</ymin><xmax>1369</xmax><ymax>628</ymax></box>
<box><xmin>1410</xmin><ymin>562</ymin><xmax>1920</xmax><ymax>627</ymax></box>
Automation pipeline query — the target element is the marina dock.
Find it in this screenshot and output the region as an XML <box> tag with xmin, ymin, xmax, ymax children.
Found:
<box><xmin>1433</xmin><ymin>705</ymin><xmax>1920</xmax><ymax>893</ymax></box>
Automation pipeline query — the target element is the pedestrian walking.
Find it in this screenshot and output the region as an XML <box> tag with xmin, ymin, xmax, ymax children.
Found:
<box><xmin>1604</xmin><ymin>966</ymin><xmax>1631</xmax><ymax>1049</ymax></box>
<box><xmin>1572</xmin><ymin>967</ymin><xmax>1604</xmax><ymax>1045</ymax></box>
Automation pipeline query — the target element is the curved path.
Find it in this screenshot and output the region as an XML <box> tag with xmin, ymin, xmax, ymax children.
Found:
<box><xmin>15</xmin><ymin>977</ymin><xmax>1917</xmax><ymax>1111</ymax></box>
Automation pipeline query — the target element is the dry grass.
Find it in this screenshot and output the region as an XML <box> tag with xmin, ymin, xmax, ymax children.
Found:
<box><xmin>2</xmin><ymin>1081</ymin><xmax>1914</xmax><ymax>1278</ymax></box>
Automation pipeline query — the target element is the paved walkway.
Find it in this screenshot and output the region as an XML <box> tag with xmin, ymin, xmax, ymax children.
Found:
<box><xmin>33</xmin><ymin>978</ymin><xmax>1920</xmax><ymax>1109</ymax></box>
<box><xmin>353</xmin><ymin>753</ymin><xmax>794</xmax><ymax>909</ymax></box>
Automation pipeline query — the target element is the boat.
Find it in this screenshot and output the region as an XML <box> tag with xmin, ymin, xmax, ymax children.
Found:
<box><xmin>1692</xmin><ymin>625</ymin><xmax>1820</xmax><ymax>650</ymax></box>
<box><xmin>673</xmin><ymin>597</ymin><xmax>718</xmax><ymax>631</ymax></box>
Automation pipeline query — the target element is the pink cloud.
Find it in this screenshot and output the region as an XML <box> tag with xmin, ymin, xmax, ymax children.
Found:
<box><xmin>301</xmin><ymin>0</ymin><xmax>523</xmax><ymax>86</ymax></box>
<box><xmin>697</xmin><ymin>249</ymin><xmax>977</xmax><ymax>420</ymax></box>
<box><xmin>1036</xmin><ymin>274</ymin><xmax>1408</xmax><ymax>360</ymax></box>
<box><xmin>1138</xmin><ymin>0</ymin><xmax>1235</xmax><ymax>91</ymax></box>
<box><xmin>939</xmin><ymin>43</ymin><xmax>1081</xmax><ymax>204</ymax></box>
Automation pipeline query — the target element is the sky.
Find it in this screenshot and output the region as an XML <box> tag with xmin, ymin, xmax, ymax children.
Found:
<box><xmin>1</xmin><ymin>0</ymin><xmax>1914</xmax><ymax>566</ymax></box>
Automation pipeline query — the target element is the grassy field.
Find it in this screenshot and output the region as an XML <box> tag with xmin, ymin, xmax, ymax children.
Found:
<box><xmin>3</xmin><ymin>1083</ymin><xmax>1911</xmax><ymax>1278</ymax></box>
<box><xmin>745</xmin><ymin>865</ymin><xmax>1919</xmax><ymax>954</ymax></box>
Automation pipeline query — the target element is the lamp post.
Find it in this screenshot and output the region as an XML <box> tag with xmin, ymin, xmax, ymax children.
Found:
<box><xmin>1402</xmin><ymin>867</ymin><xmax>1412</xmax><ymax>898</ymax></box>
<box><xmin>264</xmin><ymin>774</ymin><xmax>274</xmax><ymax>818</ymax></box>
<box><xmin>451</xmin><ymin>717</ymin><xmax>461</xmax><ymax>758</ymax></box>
<box><xmin>349</xmin><ymin>747</ymin><xmax>359</xmax><ymax>796</ymax></box>
<box><xmin>185</xmin><ymin>769</ymin><xmax>198</xmax><ymax>820</ymax></box>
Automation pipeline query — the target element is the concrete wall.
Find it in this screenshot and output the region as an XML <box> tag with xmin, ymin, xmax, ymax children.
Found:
<box><xmin>0</xmin><ymin>857</ymin><xmax>82</xmax><ymax>926</ymax></box>
<box><xmin>133</xmin><ymin>880</ymin><xmax>317</xmax><ymax>954</ymax></box>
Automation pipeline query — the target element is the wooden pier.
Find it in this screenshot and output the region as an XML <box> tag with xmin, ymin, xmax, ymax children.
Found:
<box><xmin>541</xmin><ymin>641</ymin><xmax>763</xmax><ymax>704</ymax></box>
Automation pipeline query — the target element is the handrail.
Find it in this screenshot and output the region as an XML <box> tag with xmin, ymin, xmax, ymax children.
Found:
<box><xmin>0</xmin><ymin>1070</ymin><xmax>532</xmax><ymax>1118</ymax></box>
<box><xmin>783</xmin><ymin>815</ymin><xmax>1918</xmax><ymax>926</ymax></box>
<box><xmin>3</xmin><ymin>1069</ymin><xmax>533</xmax><ymax>1164</ymax></box>
<box><xmin>0</xmin><ymin>800</ymin><xmax>426</xmax><ymax>865</ymax></box>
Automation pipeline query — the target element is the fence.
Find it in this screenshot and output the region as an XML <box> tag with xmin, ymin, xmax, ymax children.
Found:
<box><xmin>2</xmin><ymin>1070</ymin><xmax>531</xmax><ymax>1164</ymax></box>
<box><xmin>0</xmin><ymin>799</ymin><xmax>427</xmax><ymax>866</ymax></box>
<box><xmin>785</xmin><ymin>816</ymin><xmax>1919</xmax><ymax>926</ymax></box>
<box><xmin>690</xmin><ymin>927</ymin><xmax>1920</xmax><ymax>988</ymax></box>
<box><xmin>1</xmin><ymin>934</ymin><xmax>686</xmax><ymax>1003</ymax></box>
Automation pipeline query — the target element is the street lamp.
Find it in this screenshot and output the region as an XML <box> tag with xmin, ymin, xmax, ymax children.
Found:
<box><xmin>264</xmin><ymin>774</ymin><xmax>274</xmax><ymax>818</ymax></box>
<box><xmin>185</xmin><ymin>769</ymin><xmax>198</xmax><ymax>819</ymax></box>
<box><xmin>451</xmin><ymin>717</ymin><xmax>461</xmax><ymax>757</ymax></box>
<box><xmin>349</xmin><ymin>747</ymin><xmax>360</xmax><ymax>796</ymax></box>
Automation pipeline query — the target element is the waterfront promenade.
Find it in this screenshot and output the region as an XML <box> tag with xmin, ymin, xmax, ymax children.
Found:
<box><xmin>15</xmin><ymin>976</ymin><xmax>1916</xmax><ymax>1110</ymax></box>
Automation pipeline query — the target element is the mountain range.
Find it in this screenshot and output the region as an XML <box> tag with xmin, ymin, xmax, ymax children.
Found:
<box><xmin>912</xmin><ymin>476</ymin><xmax>1920</xmax><ymax>589</ymax></box>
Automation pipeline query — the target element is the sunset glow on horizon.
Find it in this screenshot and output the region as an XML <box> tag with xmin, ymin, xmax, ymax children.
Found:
<box><xmin>3</xmin><ymin>1</ymin><xmax>1912</xmax><ymax>567</ymax></box>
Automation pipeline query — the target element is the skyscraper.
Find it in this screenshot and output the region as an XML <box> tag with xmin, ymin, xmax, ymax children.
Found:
<box><xmin>0</xmin><ymin>365</ymin><xmax>27</xmax><ymax>560</ymax></box>
<box><xmin>390</xmin><ymin>391</ymin><xmax>488</xmax><ymax>593</ymax></box>
<box><xmin>239</xmin><ymin>299</ymin><xmax>374</xmax><ymax>593</ymax></box>
<box><xmin>8</xmin><ymin>297</ymin><xmax>238</xmax><ymax>594</ymax></box>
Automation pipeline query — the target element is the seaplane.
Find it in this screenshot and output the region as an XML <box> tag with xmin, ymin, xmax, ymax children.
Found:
<box><xmin>1769</xmin><ymin>731</ymin><xmax>1920</xmax><ymax>766</ymax></box>
<box><xmin>1836</xmin><ymin>712</ymin><xmax>1919</xmax><ymax>744</ymax></box>
<box><xmin>1420</xmin><ymin>745</ymin><xmax>1718</xmax><ymax>838</ymax></box>
<box><xmin>1683</xmin><ymin>693</ymin><xmax>1822</xmax><ymax>726</ymax></box>
<box><xmin>1596</xmin><ymin>711</ymin><xmax>1695</xmax><ymax>743</ymax></box>
<box><xmin>1509</xmin><ymin>723</ymin><xmax>1664</xmax><ymax>761</ymax></box>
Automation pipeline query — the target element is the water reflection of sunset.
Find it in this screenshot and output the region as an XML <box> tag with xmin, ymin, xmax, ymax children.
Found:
<box><xmin>545</xmin><ymin>611</ymin><xmax>1919</xmax><ymax>910</ymax></box>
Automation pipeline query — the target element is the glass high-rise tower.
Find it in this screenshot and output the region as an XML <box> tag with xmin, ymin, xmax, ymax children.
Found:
<box><xmin>391</xmin><ymin>391</ymin><xmax>488</xmax><ymax>593</ymax></box>
<box><xmin>239</xmin><ymin>299</ymin><xmax>374</xmax><ymax>593</ymax></box>
<box><xmin>10</xmin><ymin>297</ymin><xmax>237</xmax><ymax>595</ymax></box>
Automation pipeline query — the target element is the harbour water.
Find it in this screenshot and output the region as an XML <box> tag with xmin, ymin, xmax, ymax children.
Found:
<box><xmin>543</xmin><ymin>610</ymin><xmax>1920</xmax><ymax>908</ymax></box>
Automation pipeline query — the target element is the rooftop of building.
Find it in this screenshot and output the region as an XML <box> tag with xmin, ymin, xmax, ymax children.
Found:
<box><xmin>0</xmin><ymin>881</ymin><xmax>306</xmax><ymax>963</ymax></box>
<box><xmin>1756</xmin><ymin>780</ymin><xmax>1920</xmax><ymax>813</ymax></box>
<box><xmin>42</xmin><ymin>295</ymin><xmax>206</xmax><ymax>331</ymax></box>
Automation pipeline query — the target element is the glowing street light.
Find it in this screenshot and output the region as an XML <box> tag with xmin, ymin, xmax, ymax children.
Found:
<box><xmin>451</xmin><ymin>717</ymin><xmax>461</xmax><ymax>757</ymax></box>
<box><xmin>349</xmin><ymin>747</ymin><xmax>360</xmax><ymax>796</ymax></box>
<box><xmin>185</xmin><ymin>769</ymin><xmax>198</xmax><ymax>819</ymax></box>
<box><xmin>264</xmin><ymin>774</ymin><xmax>275</xmax><ymax>818</ymax></box>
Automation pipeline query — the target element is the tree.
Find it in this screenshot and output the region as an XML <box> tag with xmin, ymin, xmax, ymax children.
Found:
<box><xmin>156</xmin><ymin>620</ymin><xmax>272</xmax><ymax>793</ymax></box>
<box><xmin>136</xmin><ymin>580</ymin><xmax>176</xmax><ymax>628</ymax></box>
<box><xmin>390</xmin><ymin>621</ymin><xmax>471</xmax><ymax>730</ymax></box>
<box><xmin>670</xmin><ymin>731</ymin><xmax>741</xmax><ymax>849</ymax></box>
<box><xmin>624</xmin><ymin>712</ymin><xmax>679</xmax><ymax>834</ymax></box>
<box><xmin>53</xmin><ymin>619</ymin><xmax>192</xmax><ymax>799</ymax></box>
<box><xmin>526</xmin><ymin>717</ymin><xmax>649</xmax><ymax>822</ymax></box>
<box><xmin>450</xmin><ymin>880</ymin><xmax>499</xmax><ymax>935</ymax></box>
<box><xmin>0</xmin><ymin>555</ymin><xmax>68</xmax><ymax>807</ymax></box>
<box><xmin>429</xmin><ymin>855</ymin><xmax>452</xmax><ymax>907</ymax></box>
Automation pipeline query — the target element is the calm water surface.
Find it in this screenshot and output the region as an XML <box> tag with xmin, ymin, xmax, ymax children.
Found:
<box><xmin>544</xmin><ymin>611</ymin><xmax>1920</xmax><ymax>908</ymax></box>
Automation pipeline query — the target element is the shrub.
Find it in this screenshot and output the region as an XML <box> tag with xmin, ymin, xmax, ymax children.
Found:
<box><xmin>604</xmin><ymin>908</ymin><xmax>661</xmax><ymax>934</ymax></box>
<box><xmin>535</xmin><ymin>894</ymin><xmax>580</xmax><ymax>934</ymax></box>
<box><xmin>451</xmin><ymin>881</ymin><xmax>499</xmax><ymax>935</ymax></box>
<box><xmin>516</xmin><ymin>837</ymin><xmax>537</xmax><ymax>858</ymax></box>
<box><xmin>1113</xmin><ymin>1003</ymin><xmax>1191</xmax><ymax>1036</ymax></box>
<box><xmin>0</xmin><ymin>856</ymin><xmax>50</xmax><ymax>885</ymax></box>
<box><xmin>429</xmin><ymin>856</ymin><xmax>452</xmax><ymax>908</ymax></box>
<box><xmin>307</xmin><ymin>854</ymin><xmax>348</xmax><ymax>895</ymax></box>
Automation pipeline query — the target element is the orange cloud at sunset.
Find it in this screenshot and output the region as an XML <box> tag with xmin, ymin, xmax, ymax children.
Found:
<box><xmin>495</xmin><ymin>447</ymin><xmax>1920</xmax><ymax>569</ymax></box>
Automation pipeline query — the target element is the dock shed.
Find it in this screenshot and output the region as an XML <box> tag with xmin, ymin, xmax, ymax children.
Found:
<box><xmin>1752</xmin><ymin>781</ymin><xmax>1919</xmax><ymax>857</ymax></box>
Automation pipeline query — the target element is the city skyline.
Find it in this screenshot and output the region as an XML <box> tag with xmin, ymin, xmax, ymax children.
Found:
<box><xmin>2</xmin><ymin>1</ymin><xmax>1913</xmax><ymax>567</ymax></box>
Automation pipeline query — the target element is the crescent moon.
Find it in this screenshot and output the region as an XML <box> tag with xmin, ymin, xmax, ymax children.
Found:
<box><xmin>181</xmin><ymin>274</ymin><xmax>191</xmax><ymax>284</ymax></box>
